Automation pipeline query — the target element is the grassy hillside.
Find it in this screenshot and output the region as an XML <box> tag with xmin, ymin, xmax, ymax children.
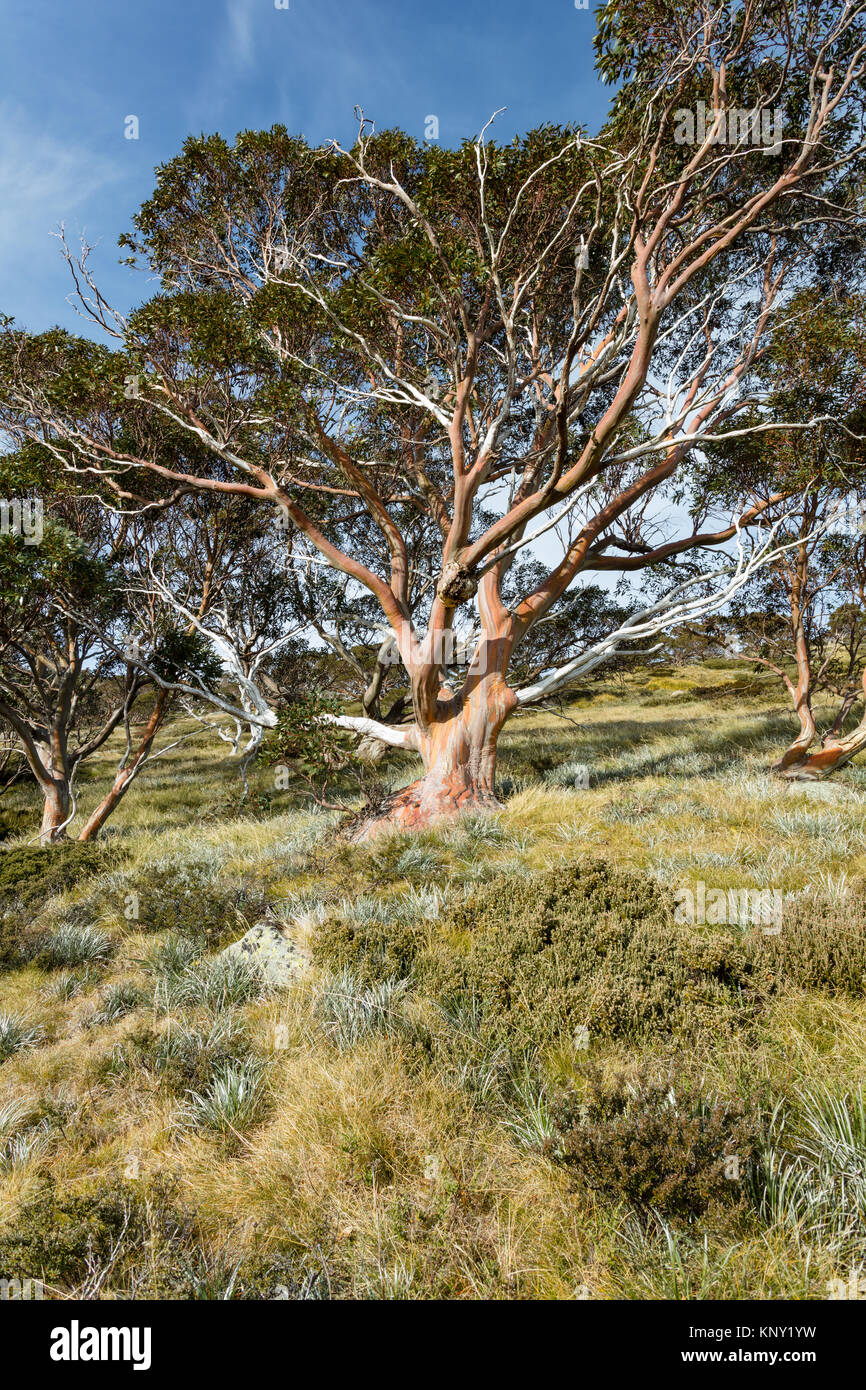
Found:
<box><xmin>1</xmin><ymin>670</ymin><xmax>865</xmax><ymax>1300</ymax></box>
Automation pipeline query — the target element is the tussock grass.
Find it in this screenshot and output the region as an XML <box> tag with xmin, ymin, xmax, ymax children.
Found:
<box><xmin>0</xmin><ymin>1012</ymin><xmax>44</xmax><ymax>1061</ymax></box>
<box><xmin>0</xmin><ymin>672</ymin><xmax>864</xmax><ymax>1298</ymax></box>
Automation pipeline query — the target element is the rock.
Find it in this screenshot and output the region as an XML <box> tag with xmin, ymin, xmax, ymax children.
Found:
<box><xmin>220</xmin><ymin>921</ymin><xmax>311</xmax><ymax>987</ymax></box>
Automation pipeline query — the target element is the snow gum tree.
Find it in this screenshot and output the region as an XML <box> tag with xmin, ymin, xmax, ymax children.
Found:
<box><xmin>2</xmin><ymin>1</ymin><xmax>865</xmax><ymax>831</ymax></box>
<box><xmin>701</xmin><ymin>286</ymin><xmax>866</xmax><ymax>776</ymax></box>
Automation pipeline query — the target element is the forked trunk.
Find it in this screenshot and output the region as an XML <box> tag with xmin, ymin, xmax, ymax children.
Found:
<box><xmin>773</xmin><ymin>697</ymin><xmax>817</xmax><ymax>772</ymax></box>
<box><xmin>356</xmin><ymin>673</ymin><xmax>517</xmax><ymax>839</ymax></box>
<box><xmin>33</xmin><ymin>733</ymin><xmax>72</xmax><ymax>842</ymax></box>
<box><xmin>772</xmin><ymin>610</ymin><xmax>816</xmax><ymax>774</ymax></box>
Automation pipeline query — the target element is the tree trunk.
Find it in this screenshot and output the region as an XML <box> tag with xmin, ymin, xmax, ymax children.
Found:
<box><xmin>28</xmin><ymin>726</ymin><xmax>72</xmax><ymax>842</ymax></box>
<box><xmin>825</xmin><ymin>688</ymin><xmax>859</xmax><ymax>742</ymax></box>
<box><xmin>774</xmin><ymin>696</ymin><xmax>818</xmax><ymax>772</ymax></box>
<box><xmin>76</xmin><ymin>691</ymin><xmax>168</xmax><ymax>841</ymax></box>
<box><xmin>39</xmin><ymin>776</ymin><xmax>71</xmax><ymax>841</ymax></box>
<box><xmin>780</xmin><ymin>667</ymin><xmax>866</xmax><ymax>778</ymax></box>
<box><xmin>356</xmin><ymin>672</ymin><xmax>517</xmax><ymax>838</ymax></box>
<box><xmin>773</xmin><ymin>605</ymin><xmax>816</xmax><ymax>773</ymax></box>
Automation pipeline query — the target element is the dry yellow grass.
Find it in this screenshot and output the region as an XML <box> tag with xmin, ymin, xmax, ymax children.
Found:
<box><xmin>1</xmin><ymin>672</ymin><xmax>864</xmax><ymax>1298</ymax></box>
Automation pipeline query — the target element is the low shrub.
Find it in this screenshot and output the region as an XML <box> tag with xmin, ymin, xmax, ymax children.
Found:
<box><xmin>743</xmin><ymin>885</ymin><xmax>866</xmax><ymax>996</ymax></box>
<box><xmin>0</xmin><ymin>842</ymin><xmax>118</xmax><ymax>908</ymax></box>
<box><xmin>316</xmin><ymin>912</ymin><xmax>426</xmax><ymax>990</ymax></box>
<box><xmin>128</xmin><ymin>865</ymin><xmax>268</xmax><ymax>950</ymax></box>
<box><xmin>0</xmin><ymin>1174</ymin><xmax>334</xmax><ymax>1298</ymax></box>
<box><xmin>0</xmin><ymin>1179</ymin><xmax>176</xmax><ymax>1291</ymax></box>
<box><xmin>105</xmin><ymin>1014</ymin><xmax>254</xmax><ymax>1096</ymax></box>
<box><xmin>0</xmin><ymin>842</ymin><xmax>120</xmax><ymax>971</ymax></box>
<box><xmin>0</xmin><ymin>805</ymin><xmax>32</xmax><ymax>841</ymax></box>
<box><xmin>0</xmin><ymin>915</ymin><xmax>24</xmax><ymax>973</ymax></box>
<box><xmin>553</xmin><ymin>1068</ymin><xmax>762</xmax><ymax>1222</ymax></box>
<box><xmin>320</xmin><ymin>860</ymin><xmax>754</xmax><ymax>1048</ymax></box>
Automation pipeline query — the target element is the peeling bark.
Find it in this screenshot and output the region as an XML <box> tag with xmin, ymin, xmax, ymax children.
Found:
<box><xmin>31</xmin><ymin>730</ymin><xmax>72</xmax><ymax>842</ymax></box>
<box><xmin>39</xmin><ymin>773</ymin><xmax>71</xmax><ymax>841</ymax></box>
<box><xmin>355</xmin><ymin>667</ymin><xmax>517</xmax><ymax>839</ymax></box>
<box><xmin>772</xmin><ymin>556</ymin><xmax>818</xmax><ymax>773</ymax></box>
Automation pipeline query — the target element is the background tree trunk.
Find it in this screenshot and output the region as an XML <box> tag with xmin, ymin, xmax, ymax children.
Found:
<box><xmin>77</xmin><ymin>691</ymin><xmax>169</xmax><ymax>841</ymax></box>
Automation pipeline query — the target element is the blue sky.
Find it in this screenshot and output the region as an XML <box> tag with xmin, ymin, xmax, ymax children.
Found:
<box><xmin>0</xmin><ymin>0</ymin><xmax>610</xmax><ymax>334</ymax></box>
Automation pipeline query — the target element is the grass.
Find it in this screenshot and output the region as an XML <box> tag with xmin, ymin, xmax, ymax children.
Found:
<box><xmin>0</xmin><ymin>669</ymin><xmax>864</xmax><ymax>1298</ymax></box>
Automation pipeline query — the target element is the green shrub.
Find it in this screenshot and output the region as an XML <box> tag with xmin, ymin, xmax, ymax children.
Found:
<box><xmin>553</xmin><ymin>1068</ymin><xmax>762</xmax><ymax>1222</ymax></box>
<box><xmin>439</xmin><ymin>856</ymin><xmax>750</xmax><ymax>1045</ymax></box>
<box><xmin>130</xmin><ymin>865</ymin><xmax>268</xmax><ymax>949</ymax></box>
<box><xmin>743</xmin><ymin>886</ymin><xmax>866</xmax><ymax>996</ymax></box>
<box><xmin>0</xmin><ymin>916</ymin><xmax>23</xmax><ymax>973</ymax></box>
<box><xmin>0</xmin><ymin>1180</ymin><xmax>170</xmax><ymax>1290</ymax></box>
<box><xmin>0</xmin><ymin>842</ymin><xmax>118</xmax><ymax>908</ymax></box>
<box><xmin>317</xmin><ymin>860</ymin><xmax>754</xmax><ymax>1048</ymax></box>
<box><xmin>0</xmin><ymin>805</ymin><xmax>31</xmax><ymax>842</ymax></box>
<box><xmin>316</xmin><ymin>911</ymin><xmax>426</xmax><ymax>989</ymax></box>
<box><xmin>0</xmin><ymin>842</ymin><xmax>119</xmax><ymax>971</ymax></box>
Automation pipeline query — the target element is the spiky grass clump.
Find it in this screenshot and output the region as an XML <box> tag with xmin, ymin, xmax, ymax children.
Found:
<box><xmin>314</xmin><ymin>967</ymin><xmax>409</xmax><ymax>1050</ymax></box>
<box><xmin>0</xmin><ymin>1012</ymin><xmax>44</xmax><ymax>1061</ymax></box>
<box><xmin>35</xmin><ymin>922</ymin><xmax>115</xmax><ymax>970</ymax></box>
<box><xmin>177</xmin><ymin>1056</ymin><xmax>270</xmax><ymax>1136</ymax></box>
<box><xmin>0</xmin><ymin>1096</ymin><xmax>51</xmax><ymax>1173</ymax></box>
<box><xmin>153</xmin><ymin>952</ymin><xmax>270</xmax><ymax>1014</ymax></box>
<box><xmin>153</xmin><ymin>1014</ymin><xmax>253</xmax><ymax>1095</ymax></box>
<box><xmin>753</xmin><ymin>1085</ymin><xmax>866</xmax><ymax>1256</ymax></box>
<box><xmin>88</xmin><ymin>982</ymin><xmax>144</xmax><ymax>1028</ymax></box>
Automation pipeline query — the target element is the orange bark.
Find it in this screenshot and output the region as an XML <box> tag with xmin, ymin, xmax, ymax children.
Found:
<box><xmin>780</xmin><ymin>667</ymin><xmax>866</xmax><ymax>778</ymax></box>
<box><xmin>77</xmin><ymin>691</ymin><xmax>169</xmax><ymax>841</ymax></box>
<box><xmin>356</xmin><ymin>670</ymin><xmax>517</xmax><ymax>838</ymax></box>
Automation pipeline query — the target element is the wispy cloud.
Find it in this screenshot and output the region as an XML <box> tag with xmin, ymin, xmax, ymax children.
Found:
<box><xmin>187</xmin><ymin>0</ymin><xmax>259</xmax><ymax>124</ymax></box>
<box><xmin>226</xmin><ymin>0</ymin><xmax>256</xmax><ymax>71</ymax></box>
<box><xmin>0</xmin><ymin>102</ymin><xmax>120</xmax><ymax>262</ymax></box>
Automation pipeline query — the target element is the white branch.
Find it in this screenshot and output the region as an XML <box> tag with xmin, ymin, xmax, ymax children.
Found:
<box><xmin>322</xmin><ymin>713</ymin><xmax>416</xmax><ymax>748</ymax></box>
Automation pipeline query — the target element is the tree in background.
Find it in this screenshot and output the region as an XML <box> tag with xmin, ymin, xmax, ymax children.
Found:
<box><xmin>701</xmin><ymin>286</ymin><xmax>866</xmax><ymax>776</ymax></box>
<box><xmin>0</xmin><ymin>468</ymin><xmax>138</xmax><ymax>840</ymax></box>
